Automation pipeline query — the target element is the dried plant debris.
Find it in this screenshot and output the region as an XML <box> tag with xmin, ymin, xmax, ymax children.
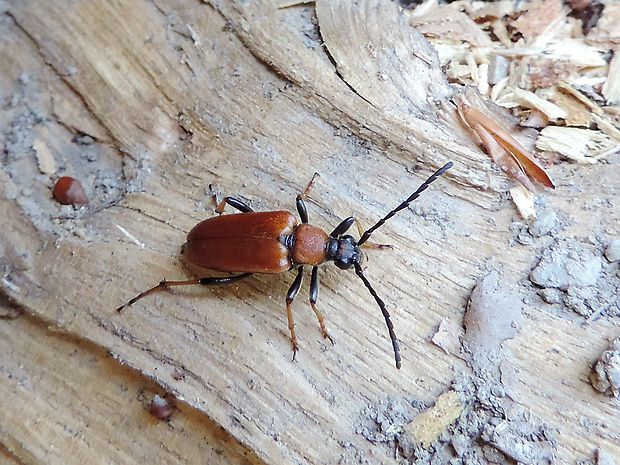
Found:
<box><xmin>530</xmin><ymin>237</ymin><xmax>620</xmax><ymax>319</ymax></box>
<box><xmin>408</xmin><ymin>0</ymin><xmax>620</xmax><ymax>175</ymax></box>
<box><xmin>458</xmin><ymin>102</ymin><xmax>555</xmax><ymax>193</ymax></box>
<box><xmin>590</xmin><ymin>335</ymin><xmax>620</xmax><ymax>397</ymax></box>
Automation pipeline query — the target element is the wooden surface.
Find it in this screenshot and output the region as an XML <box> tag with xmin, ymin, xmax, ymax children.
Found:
<box><xmin>1</xmin><ymin>0</ymin><xmax>619</xmax><ymax>463</ymax></box>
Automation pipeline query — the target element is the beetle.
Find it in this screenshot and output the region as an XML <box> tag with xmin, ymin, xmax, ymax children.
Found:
<box><xmin>117</xmin><ymin>162</ymin><xmax>453</xmax><ymax>369</ymax></box>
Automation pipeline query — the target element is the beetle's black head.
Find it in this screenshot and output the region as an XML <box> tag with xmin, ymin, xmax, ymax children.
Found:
<box><xmin>327</xmin><ymin>235</ymin><xmax>364</xmax><ymax>270</ymax></box>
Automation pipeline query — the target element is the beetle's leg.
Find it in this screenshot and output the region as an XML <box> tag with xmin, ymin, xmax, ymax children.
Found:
<box><xmin>309</xmin><ymin>266</ymin><xmax>334</xmax><ymax>344</ymax></box>
<box><xmin>330</xmin><ymin>216</ymin><xmax>355</xmax><ymax>238</ymax></box>
<box><xmin>295</xmin><ymin>173</ymin><xmax>319</xmax><ymax>223</ymax></box>
<box><xmin>215</xmin><ymin>197</ymin><xmax>254</xmax><ymax>214</ymax></box>
<box><xmin>296</xmin><ymin>195</ymin><xmax>309</xmax><ymax>223</ymax></box>
<box><xmin>354</xmin><ymin>219</ymin><xmax>392</xmax><ymax>250</ymax></box>
<box><xmin>117</xmin><ymin>273</ymin><xmax>252</xmax><ymax>313</ymax></box>
<box><xmin>302</xmin><ymin>173</ymin><xmax>320</xmax><ymax>197</ymax></box>
<box><xmin>197</xmin><ymin>273</ymin><xmax>253</xmax><ymax>286</ymax></box>
<box><xmin>285</xmin><ymin>267</ymin><xmax>304</xmax><ymax>360</ymax></box>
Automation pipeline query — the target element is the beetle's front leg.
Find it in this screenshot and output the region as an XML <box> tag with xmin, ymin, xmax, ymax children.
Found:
<box><xmin>285</xmin><ymin>267</ymin><xmax>304</xmax><ymax>361</ymax></box>
<box><xmin>215</xmin><ymin>197</ymin><xmax>254</xmax><ymax>214</ymax></box>
<box><xmin>330</xmin><ymin>217</ymin><xmax>355</xmax><ymax>238</ymax></box>
<box><xmin>354</xmin><ymin>219</ymin><xmax>393</xmax><ymax>250</ymax></box>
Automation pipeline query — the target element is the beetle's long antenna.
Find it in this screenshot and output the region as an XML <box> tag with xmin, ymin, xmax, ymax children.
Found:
<box><xmin>354</xmin><ymin>262</ymin><xmax>401</xmax><ymax>369</ymax></box>
<box><xmin>358</xmin><ymin>162</ymin><xmax>453</xmax><ymax>246</ymax></box>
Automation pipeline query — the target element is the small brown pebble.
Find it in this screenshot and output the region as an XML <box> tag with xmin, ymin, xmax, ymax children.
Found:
<box><xmin>149</xmin><ymin>394</ymin><xmax>176</xmax><ymax>420</ymax></box>
<box><xmin>53</xmin><ymin>176</ymin><xmax>89</xmax><ymax>205</ymax></box>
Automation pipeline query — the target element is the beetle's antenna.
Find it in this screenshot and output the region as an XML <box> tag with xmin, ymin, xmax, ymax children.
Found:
<box><xmin>358</xmin><ymin>162</ymin><xmax>453</xmax><ymax>246</ymax></box>
<box><xmin>354</xmin><ymin>262</ymin><xmax>401</xmax><ymax>369</ymax></box>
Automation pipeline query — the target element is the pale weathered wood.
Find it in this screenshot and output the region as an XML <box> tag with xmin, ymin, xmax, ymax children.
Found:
<box><xmin>0</xmin><ymin>299</ymin><xmax>263</xmax><ymax>465</ymax></box>
<box><xmin>1</xmin><ymin>0</ymin><xmax>619</xmax><ymax>463</ymax></box>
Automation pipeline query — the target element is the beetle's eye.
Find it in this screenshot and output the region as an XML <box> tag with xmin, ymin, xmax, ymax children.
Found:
<box><xmin>335</xmin><ymin>256</ymin><xmax>353</xmax><ymax>270</ymax></box>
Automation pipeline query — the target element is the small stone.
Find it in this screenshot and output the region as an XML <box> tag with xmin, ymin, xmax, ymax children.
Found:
<box><xmin>590</xmin><ymin>337</ymin><xmax>620</xmax><ymax>397</ymax></box>
<box><xmin>517</xmin><ymin>230</ymin><xmax>533</xmax><ymax>245</ymax></box>
<box><xmin>529</xmin><ymin>211</ymin><xmax>558</xmax><ymax>237</ymax></box>
<box><xmin>530</xmin><ymin>240</ymin><xmax>602</xmax><ymax>289</ymax></box>
<box><xmin>604</xmin><ymin>239</ymin><xmax>620</xmax><ymax>262</ymax></box>
<box><xmin>450</xmin><ymin>434</ymin><xmax>470</xmax><ymax>457</ymax></box>
<box><xmin>540</xmin><ymin>288</ymin><xmax>562</xmax><ymax>304</ymax></box>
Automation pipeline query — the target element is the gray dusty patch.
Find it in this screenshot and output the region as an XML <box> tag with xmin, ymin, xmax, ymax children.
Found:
<box><xmin>530</xmin><ymin>237</ymin><xmax>620</xmax><ymax>319</ymax></box>
<box><xmin>358</xmin><ymin>272</ymin><xmax>556</xmax><ymax>464</ymax></box>
<box><xmin>455</xmin><ymin>271</ymin><xmax>554</xmax><ymax>464</ymax></box>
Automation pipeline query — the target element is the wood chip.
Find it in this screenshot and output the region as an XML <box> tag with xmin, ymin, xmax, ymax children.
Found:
<box><xmin>602</xmin><ymin>50</ymin><xmax>620</xmax><ymax>105</ymax></box>
<box><xmin>33</xmin><ymin>139</ymin><xmax>57</xmax><ymax>175</ymax></box>
<box><xmin>592</xmin><ymin>113</ymin><xmax>620</xmax><ymax>142</ymax></box>
<box><xmin>510</xmin><ymin>185</ymin><xmax>536</xmax><ymax>220</ymax></box>
<box><xmin>409</xmin><ymin>6</ymin><xmax>493</xmax><ymax>47</ymax></box>
<box><xmin>544</xmin><ymin>90</ymin><xmax>592</xmax><ymax>127</ymax></box>
<box><xmin>405</xmin><ymin>390</ymin><xmax>464</xmax><ymax>447</ymax></box>
<box><xmin>497</xmin><ymin>87</ymin><xmax>568</xmax><ymax>121</ymax></box>
<box><xmin>536</xmin><ymin>126</ymin><xmax>612</xmax><ymax>162</ymax></box>
<box><xmin>557</xmin><ymin>81</ymin><xmax>604</xmax><ymax>115</ymax></box>
<box><xmin>493</xmin><ymin>39</ymin><xmax>606</xmax><ymax>68</ymax></box>
<box><xmin>586</xmin><ymin>3</ymin><xmax>620</xmax><ymax>48</ymax></box>
<box><xmin>509</xmin><ymin>0</ymin><xmax>565</xmax><ymax>43</ymax></box>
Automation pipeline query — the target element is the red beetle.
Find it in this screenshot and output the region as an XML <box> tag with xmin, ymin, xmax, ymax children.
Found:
<box><xmin>117</xmin><ymin>163</ymin><xmax>453</xmax><ymax>369</ymax></box>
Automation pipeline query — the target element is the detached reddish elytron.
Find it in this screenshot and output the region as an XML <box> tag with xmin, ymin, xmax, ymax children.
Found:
<box><xmin>117</xmin><ymin>163</ymin><xmax>453</xmax><ymax>369</ymax></box>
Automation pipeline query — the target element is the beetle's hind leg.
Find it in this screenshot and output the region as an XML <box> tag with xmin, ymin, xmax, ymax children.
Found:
<box><xmin>309</xmin><ymin>266</ymin><xmax>334</xmax><ymax>344</ymax></box>
<box><xmin>215</xmin><ymin>197</ymin><xmax>254</xmax><ymax>214</ymax></box>
<box><xmin>117</xmin><ymin>273</ymin><xmax>252</xmax><ymax>313</ymax></box>
<box><xmin>285</xmin><ymin>267</ymin><xmax>304</xmax><ymax>361</ymax></box>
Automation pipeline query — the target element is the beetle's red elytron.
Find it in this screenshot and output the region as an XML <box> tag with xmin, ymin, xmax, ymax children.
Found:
<box><xmin>117</xmin><ymin>162</ymin><xmax>453</xmax><ymax>369</ymax></box>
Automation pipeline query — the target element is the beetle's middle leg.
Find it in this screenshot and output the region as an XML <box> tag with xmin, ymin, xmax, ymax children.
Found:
<box><xmin>215</xmin><ymin>197</ymin><xmax>254</xmax><ymax>214</ymax></box>
<box><xmin>309</xmin><ymin>266</ymin><xmax>334</xmax><ymax>344</ymax></box>
<box><xmin>285</xmin><ymin>267</ymin><xmax>304</xmax><ymax>360</ymax></box>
